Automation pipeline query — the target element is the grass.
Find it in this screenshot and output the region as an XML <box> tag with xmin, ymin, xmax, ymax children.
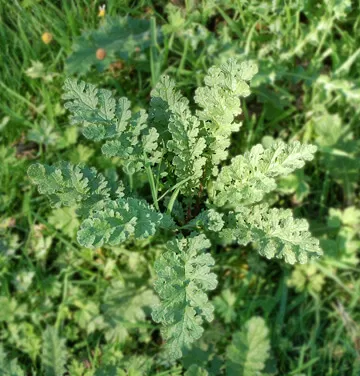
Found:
<box><xmin>0</xmin><ymin>0</ymin><xmax>359</xmax><ymax>375</ymax></box>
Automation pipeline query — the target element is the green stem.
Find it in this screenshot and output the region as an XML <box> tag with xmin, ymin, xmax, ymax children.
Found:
<box><xmin>178</xmin><ymin>38</ymin><xmax>189</xmax><ymax>76</ymax></box>
<box><xmin>315</xmin><ymin>18</ymin><xmax>333</xmax><ymax>57</ymax></box>
<box><xmin>0</xmin><ymin>81</ymin><xmax>46</xmax><ymax>117</ymax></box>
<box><xmin>168</xmin><ymin>32</ymin><xmax>175</xmax><ymax>49</ymax></box>
<box><xmin>145</xmin><ymin>161</ymin><xmax>160</xmax><ymax>211</ymax></box>
<box><xmin>167</xmin><ymin>186</ymin><xmax>181</xmax><ymax>215</ymax></box>
<box><xmin>128</xmin><ymin>173</ymin><xmax>133</xmax><ymax>193</ymax></box>
<box><xmin>150</xmin><ymin>17</ymin><xmax>160</xmax><ymax>87</ymax></box>
<box><xmin>157</xmin><ymin>176</ymin><xmax>192</xmax><ymax>202</ymax></box>
<box><xmin>55</xmin><ymin>271</ymin><xmax>68</xmax><ymax>330</ymax></box>
<box><xmin>319</xmin><ymin>169</ymin><xmax>330</xmax><ymax>217</ymax></box>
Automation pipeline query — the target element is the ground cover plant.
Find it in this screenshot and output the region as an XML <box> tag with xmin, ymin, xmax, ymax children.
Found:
<box><xmin>0</xmin><ymin>0</ymin><xmax>359</xmax><ymax>375</ymax></box>
<box><xmin>28</xmin><ymin>58</ymin><xmax>322</xmax><ymax>361</ymax></box>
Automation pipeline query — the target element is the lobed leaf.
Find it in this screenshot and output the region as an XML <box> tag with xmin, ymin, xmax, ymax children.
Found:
<box><xmin>0</xmin><ymin>344</ymin><xmax>25</xmax><ymax>376</ymax></box>
<box><xmin>185</xmin><ymin>365</ymin><xmax>209</xmax><ymax>376</ymax></box>
<box><xmin>222</xmin><ymin>205</ymin><xmax>322</xmax><ymax>264</ymax></box>
<box><xmin>28</xmin><ymin>161</ymin><xmax>111</xmax><ymax>215</ymax></box>
<box><xmin>149</xmin><ymin>75</ymin><xmax>189</xmax><ymax>139</ymax></box>
<box><xmin>151</xmin><ymin>75</ymin><xmax>207</xmax><ymax>194</ymax></box>
<box><xmin>63</xmin><ymin>79</ymin><xmax>160</xmax><ymax>174</ymax></box>
<box><xmin>77</xmin><ymin>198</ymin><xmax>164</xmax><ymax>248</ymax></box>
<box><xmin>187</xmin><ymin>208</ymin><xmax>225</xmax><ymax>232</ymax></box>
<box><xmin>195</xmin><ymin>59</ymin><xmax>258</xmax><ymax>172</ymax></box>
<box><xmin>226</xmin><ymin>316</ymin><xmax>271</xmax><ymax>376</ymax></box>
<box><xmin>41</xmin><ymin>327</ymin><xmax>67</xmax><ymax>376</ymax></box>
<box><xmin>63</xmin><ymin>79</ymin><xmax>118</xmax><ymax>141</ymax></box>
<box><xmin>152</xmin><ymin>234</ymin><xmax>217</xmax><ymax>360</ymax></box>
<box><xmin>213</xmin><ymin>140</ymin><xmax>317</xmax><ymax>207</ymax></box>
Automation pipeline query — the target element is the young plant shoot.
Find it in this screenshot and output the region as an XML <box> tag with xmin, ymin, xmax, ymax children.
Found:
<box><xmin>28</xmin><ymin>58</ymin><xmax>322</xmax><ymax>360</ymax></box>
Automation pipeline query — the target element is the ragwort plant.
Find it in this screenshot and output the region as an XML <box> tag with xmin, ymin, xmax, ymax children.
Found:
<box><xmin>28</xmin><ymin>58</ymin><xmax>322</xmax><ymax>361</ymax></box>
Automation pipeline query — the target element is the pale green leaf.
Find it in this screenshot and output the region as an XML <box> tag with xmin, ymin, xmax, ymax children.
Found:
<box><xmin>28</xmin><ymin>161</ymin><xmax>111</xmax><ymax>215</ymax></box>
<box><xmin>287</xmin><ymin>264</ymin><xmax>325</xmax><ymax>293</ymax></box>
<box><xmin>195</xmin><ymin>59</ymin><xmax>258</xmax><ymax>172</ymax></box>
<box><xmin>48</xmin><ymin>207</ymin><xmax>80</xmax><ymax>238</ymax></box>
<box><xmin>152</xmin><ymin>234</ymin><xmax>217</xmax><ymax>360</ymax></box>
<box><xmin>41</xmin><ymin>326</ymin><xmax>67</xmax><ymax>376</ymax></box>
<box><xmin>151</xmin><ymin>75</ymin><xmax>207</xmax><ymax>194</ymax></box>
<box><xmin>222</xmin><ymin>205</ymin><xmax>322</xmax><ymax>264</ymax></box>
<box><xmin>149</xmin><ymin>75</ymin><xmax>189</xmax><ymax>138</ymax></box>
<box><xmin>77</xmin><ymin>198</ymin><xmax>163</xmax><ymax>248</ymax></box>
<box><xmin>0</xmin><ymin>345</ymin><xmax>25</xmax><ymax>376</ymax></box>
<box><xmin>187</xmin><ymin>209</ymin><xmax>225</xmax><ymax>232</ymax></box>
<box><xmin>226</xmin><ymin>316</ymin><xmax>270</xmax><ymax>376</ymax></box>
<box><xmin>63</xmin><ymin>79</ymin><xmax>117</xmax><ymax>138</ymax></box>
<box><xmin>185</xmin><ymin>364</ymin><xmax>209</xmax><ymax>376</ymax></box>
<box><xmin>103</xmin><ymin>282</ymin><xmax>158</xmax><ymax>344</ymax></box>
<box><xmin>213</xmin><ymin>140</ymin><xmax>317</xmax><ymax>207</ymax></box>
<box><xmin>63</xmin><ymin>79</ymin><xmax>160</xmax><ymax>174</ymax></box>
<box><xmin>101</xmin><ymin>110</ymin><xmax>160</xmax><ymax>174</ymax></box>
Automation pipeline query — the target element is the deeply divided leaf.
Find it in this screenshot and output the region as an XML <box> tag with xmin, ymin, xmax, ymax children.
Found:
<box><xmin>212</xmin><ymin>140</ymin><xmax>317</xmax><ymax>207</ymax></box>
<box><xmin>41</xmin><ymin>327</ymin><xmax>67</xmax><ymax>376</ymax></box>
<box><xmin>0</xmin><ymin>345</ymin><xmax>25</xmax><ymax>376</ymax></box>
<box><xmin>195</xmin><ymin>59</ymin><xmax>258</xmax><ymax>174</ymax></box>
<box><xmin>151</xmin><ymin>76</ymin><xmax>207</xmax><ymax>194</ymax></box>
<box><xmin>226</xmin><ymin>316</ymin><xmax>271</xmax><ymax>376</ymax></box>
<box><xmin>28</xmin><ymin>161</ymin><xmax>111</xmax><ymax>215</ymax></box>
<box><xmin>77</xmin><ymin>197</ymin><xmax>165</xmax><ymax>248</ymax></box>
<box><xmin>152</xmin><ymin>234</ymin><xmax>218</xmax><ymax>360</ymax></box>
<box><xmin>222</xmin><ymin>205</ymin><xmax>323</xmax><ymax>264</ymax></box>
<box><xmin>63</xmin><ymin>79</ymin><xmax>160</xmax><ymax>174</ymax></box>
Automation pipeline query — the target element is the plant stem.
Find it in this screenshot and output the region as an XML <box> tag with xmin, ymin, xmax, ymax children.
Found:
<box><xmin>128</xmin><ymin>173</ymin><xmax>133</xmax><ymax>193</ymax></box>
<box><xmin>167</xmin><ymin>186</ymin><xmax>180</xmax><ymax>215</ymax></box>
<box><xmin>319</xmin><ymin>169</ymin><xmax>330</xmax><ymax>217</ymax></box>
<box><xmin>150</xmin><ymin>17</ymin><xmax>160</xmax><ymax>87</ymax></box>
<box><xmin>55</xmin><ymin>271</ymin><xmax>68</xmax><ymax>330</ymax></box>
<box><xmin>178</xmin><ymin>38</ymin><xmax>189</xmax><ymax>77</ymax></box>
<box><xmin>157</xmin><ymin>176</ymin><xmax>192</xmax><ymax>202</ymax></box>
<box><xmin>145</xmin><ymin>161</ymin><xmax>160</xmax><ymax>211</ymax></box>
